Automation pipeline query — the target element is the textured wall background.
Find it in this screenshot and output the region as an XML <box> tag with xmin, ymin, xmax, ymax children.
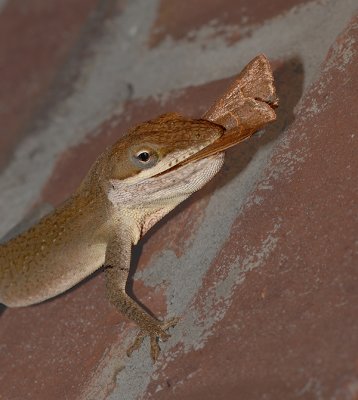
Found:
<box><xmin>0</xmin><ymin>1</ymin><xmax>357</xmax><ymax>399</ymax></box>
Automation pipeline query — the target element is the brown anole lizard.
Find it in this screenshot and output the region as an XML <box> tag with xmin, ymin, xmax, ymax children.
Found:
<box><xmin>0</xmin><ymin>55</ymin><xmax>278</xmax><ymax>361</ymax></box>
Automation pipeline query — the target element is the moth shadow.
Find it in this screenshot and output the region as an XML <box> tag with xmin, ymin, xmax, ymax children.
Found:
<box><xmin>0</xmin><ymin>304</ymin><xmax>5</xmax><ymax>317</ymax></box>
<box><xmin>126</xmin><ymin>56</ymin><xmax>304</xmax><ymax>309</ymax></box>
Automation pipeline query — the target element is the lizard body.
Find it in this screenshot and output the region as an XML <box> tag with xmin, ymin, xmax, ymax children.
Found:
<box><xmin>0</xmin><ymin>115</ymin><xmax>224</xmax><ymax>305</ymax></box>
<box><xmin>0</xmin><ymin>55</ymin><xmax>278</xmax><ymax>361</ymax></box>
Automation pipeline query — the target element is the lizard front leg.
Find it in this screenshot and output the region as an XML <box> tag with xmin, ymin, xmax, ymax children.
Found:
<box><xmin>105</xmin><ymin>234</ymin><xmax>179</xmax><ymax>361</ymax></box>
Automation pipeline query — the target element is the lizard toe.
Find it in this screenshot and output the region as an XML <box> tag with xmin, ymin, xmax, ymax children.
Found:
<box><xmin>126</xmin><ymin>316</ymin><xmax>180</xmax><ymax>361</ymax></box>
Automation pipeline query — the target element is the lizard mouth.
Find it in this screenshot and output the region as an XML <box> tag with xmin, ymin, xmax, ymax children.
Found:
<box><xmin>178</xmin><ymin>126</ymin><xmax>253</xmax><ymax>166</ymax></box>
<box><xmin>152</xmin><ymin>127</ymin><xmax>254</xmax><ymax>179</ymax></box>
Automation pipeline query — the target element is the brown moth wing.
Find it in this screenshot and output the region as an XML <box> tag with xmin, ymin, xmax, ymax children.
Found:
<box><xmin>182</xmin><ymin>55</ymin><xmax>278</xmax><ymax>164</ymax></box>
<box><xmin>204</xmin><ymin>54</ymin><xmax>278</xmax><ymax>129</ymax></box>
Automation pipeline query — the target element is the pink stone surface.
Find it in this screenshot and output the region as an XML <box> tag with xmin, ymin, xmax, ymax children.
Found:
<box><xmin>145</xmin><ymin>18</ymin><xmax>358</xmax><ymax>398</ymax></box>
<box><xmin>0</xmin><ymin>1</ymin><xmax>357</xmax><ymax>400</ymax></box>
<box><xmin>0</xmin><ymin>0</ymin><xmax>103</xmax><ymax>170</ymax></box>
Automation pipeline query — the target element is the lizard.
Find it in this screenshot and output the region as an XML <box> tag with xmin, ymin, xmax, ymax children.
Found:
<box><xmin>0</xmin><ymin>54</ymin><xmax>278</xmax><ymax>361</ymax></box>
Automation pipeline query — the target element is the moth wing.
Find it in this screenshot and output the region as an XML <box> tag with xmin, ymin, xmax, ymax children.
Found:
<box><xmin>204</xmin><ymin>54</ymin><xmax>278</xmax><ymax>131</ymax></box>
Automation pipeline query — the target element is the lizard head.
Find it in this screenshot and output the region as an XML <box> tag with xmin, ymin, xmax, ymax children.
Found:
<box><xmin>104</xmin><ymin>113</ymin><xmax>226</xmax><ymax>207</ymax></box>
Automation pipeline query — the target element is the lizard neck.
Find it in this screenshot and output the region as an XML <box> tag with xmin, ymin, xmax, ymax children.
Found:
<box><xmin>117</xmin><ymin>194</ymin><xmax>189</xmax><ymax>244</ymax></box>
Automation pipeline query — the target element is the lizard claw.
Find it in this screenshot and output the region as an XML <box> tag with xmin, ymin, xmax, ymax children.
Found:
<box><xmin>126</xmin><ymin>317</ymin><xmax>180</xmax><ymax>362</ymax></box>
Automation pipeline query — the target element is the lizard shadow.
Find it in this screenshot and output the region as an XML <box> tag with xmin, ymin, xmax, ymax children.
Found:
<box><xmin>126</xmin><ymin>57</ymin><xmax>305</xmax><ymax>314</ymax></box>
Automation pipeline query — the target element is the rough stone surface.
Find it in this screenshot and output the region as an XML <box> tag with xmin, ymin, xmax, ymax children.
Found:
<box><xmin>149</xmin><ymin>0</ymin><xmax>313</xmax><ymax>46</ymax></box>
<box><xmin>0</xmin><ymin>0</ymin><xmax>111</xmax><ymax>170</ymax></box>
<box><xmin>0</xmin><ymin>1</ymin><xmax>357</xmax><ymax>400</ymax></box>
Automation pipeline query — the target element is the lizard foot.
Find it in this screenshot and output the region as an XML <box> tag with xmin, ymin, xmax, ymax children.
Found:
<box><xmin>126</xmin><ymin>317</ymin><xmax>180</xmax><ymax>362</ymax></box>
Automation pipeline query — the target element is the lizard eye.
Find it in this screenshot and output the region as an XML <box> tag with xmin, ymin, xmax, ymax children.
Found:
<box><xmin>132</xmin><ymin>149</ymin><xmax>159</xmax><ymax>169</ymax></box>
<box><xmin>137</xmin><ymin>151</ymin><xmax>150</xmax><ymax>162</ymax></box>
